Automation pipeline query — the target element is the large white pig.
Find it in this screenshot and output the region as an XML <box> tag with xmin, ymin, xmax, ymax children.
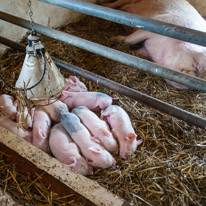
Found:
<box><xmin>72</xmin><ymin>106</ymin><xmax>118</xmax><ymax>153</ymax></box>
<box><xmin>49</xmin><ymin>123</ymin><xmax>93</xmax><ymax>176</ymax></box>
<box><xmin>59</xmin><ymin>91</ymin><xmax>113</xmax><ymax>111</ymax></box>
<box><xmin>61</xmin><ymin>112</ymin><xmax>116</xmax><ymax>169</ymax></box>
<box><xmin>0</xmin><ymin>114</ymin><xmax>32</xmax><ymax>143</ymax></box>
<box><xmin>101</xmin><ymin>105</ymin><xmax>142</xmax><ymax>159</ymax></box>
<box><xmin>105</xmin><ymin>0</ymin><xmax>206</xmax><ymax>89</ymax></box>
<box><xmin>32</xmin><ymin>110</ymin><xmax>51</xmax><ymax>154</ymax></box>
<box><xmin>0</xmin><ymin>94</ymin><xmax>17</xmax><ymax>120</ymax></box>
<box><xmin>64</xmin><ymin>76</ymin><xmax>87</xmax><ymax>92</ymax></box>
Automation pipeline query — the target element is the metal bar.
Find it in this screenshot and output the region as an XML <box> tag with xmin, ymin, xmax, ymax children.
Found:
<box><xmin>1</xmin><ymin>12</ymin><xmax>206</xmax><ymax>93</ymax></box>
<box><xmin>38</xmin><ymin>0</ymin><xmax>206</xmax><ymax>47</ymax></box>
<box><xmin>0</xmin><ymin>36</ymin><xmax>25</xmax><ymax>52</ymax></box>
<box><xmin>55</xmin><ymin>58</ymin><xmax>206</xmax><ymax>130</ymax></box>
<box><xmin>1</xmin><ymin>36</ymin><xmax>205</xmax><ymax>130</ymax></box>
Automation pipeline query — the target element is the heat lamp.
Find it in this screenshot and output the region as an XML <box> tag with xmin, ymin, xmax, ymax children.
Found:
<box><xmin>14</xmin><ymin>0</ymin><xmax>65</xmax><ymax>101</ymax></box>
<box><xmin>15</xmin><ymin>34</ymin><xmax>65</xmax><ymax>101</ymax></box>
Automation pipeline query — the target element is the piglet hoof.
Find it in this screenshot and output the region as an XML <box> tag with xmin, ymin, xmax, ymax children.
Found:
<box><xmin>112</xmin><ymin>159</ymin><xmax>117</xmax><ymax>167</ymax></box>
<box><xmin>112</xmin><ymin>97</ymin><xmax>119</xmax><ymax>104</ymax></box>
<box><xmin>110</xmin><ymin>35</ymin><xmax>126</xmax><ymax>42</ymax></box>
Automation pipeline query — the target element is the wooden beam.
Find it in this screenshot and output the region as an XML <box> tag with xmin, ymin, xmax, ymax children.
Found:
<box><xmin>0</xmin><ymin>126</ymin><xmax>130</xmax><ymax>206</ymax></box>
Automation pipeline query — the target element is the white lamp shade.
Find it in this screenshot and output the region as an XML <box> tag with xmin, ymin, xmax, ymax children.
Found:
<box><xmin>15</xmin><ymin>51</ymin><xmax>65</xmax><ymax>101</ymax></box>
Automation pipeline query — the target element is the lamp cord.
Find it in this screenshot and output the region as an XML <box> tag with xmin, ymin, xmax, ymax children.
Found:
<box><xmin>0</xmin><ymin>50</ymin><xmax>46</xmax><ymax>91</ymax></box>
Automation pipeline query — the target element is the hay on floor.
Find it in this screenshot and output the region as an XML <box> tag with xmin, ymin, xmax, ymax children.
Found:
<box><xmin>0</xmin><ymin>16</ymin><xmax>206</xmax><ymax>206</ymax></box>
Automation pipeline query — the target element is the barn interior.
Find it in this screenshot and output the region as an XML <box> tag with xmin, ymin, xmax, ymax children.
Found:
<box><xmin>0</xmin><ymin>0</ymin><xmax>206</xmax><ymax>205</ymax></box>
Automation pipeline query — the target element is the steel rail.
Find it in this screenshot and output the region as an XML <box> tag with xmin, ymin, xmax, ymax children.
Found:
<box><xmin>1</xmin><ymin>12</ymin><xmax>206</xmax><ymax>92</ymax></box>
<box><xmin>1</xmin><ymin>36</ymin><xmax>205</xmax><ymax>130</ymax></box>
<box><xmin>39</xmin><ymin>0</ymin><xmax>206</xmax><ymax>47</ymax></box>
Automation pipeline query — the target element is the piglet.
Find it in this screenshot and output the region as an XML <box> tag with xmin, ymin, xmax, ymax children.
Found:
<box><xmin>64</xmin><ymin>76</ymin><xmax>87</xmax><ymax>92</ymax></box>
<box><xmin>38</xmin><ymin>100</ymin><xmax>68</xmax><ymax>122</ymax></box>
<box><xmin>0</xmin><ymin>94</ymin><xmax>17</xmax><ymax>120</ymax></box>
<box><xmin>49</xmin><ymin>123</ymin><xmax>93</xmax><ymax>176</ymax></box>
<box><xmin>0</xmin><ymin>114</ymin><xmax>32</xmax><ymax>142</ymax></box>
<box><xmin>61</xmin><ymin>112</ymin><xmax>116</xmax><ymax>169</ymax></box>
<box><xmin>59</xmin><ymin>91</ymin><xmax>112</xmax><ymax>111</ymax></box>
<box><xmin>101</xmin><ymin>105</ymin><xmax>142</xmax><ymax>159</ymax></box>
<box><xmin>32</xmin><ymin>110</ymin><xmax>51</xmax><ymax>154</ymax></box>
<box><xmin>72</xmin><ymin>106</ymin><xmax>118</xmax><ymax>153</ymax></box>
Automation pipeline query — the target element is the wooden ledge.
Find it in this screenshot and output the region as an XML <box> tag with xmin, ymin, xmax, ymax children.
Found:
<box><xmin>0</xmin><ymin>126</ymin><xmax>130</xmax><ymax>206</ymax></box>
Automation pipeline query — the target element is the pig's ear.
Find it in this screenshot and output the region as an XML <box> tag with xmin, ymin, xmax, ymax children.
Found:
<box><xmin>31</xmin><ymin>108</ymin><xmax>35</xmax><ymax>120</ymax></box>
<box><xmin>87</xmin><ymin>159</ymin><xmax>95</xmax><ymax>166</ymax></box>
<box><xmin>65</xmin><ymin>157</ymin><xmax>77</xmax><ymax>168</ymax></box>
<box><xmin>37</xmin><ymin>129</ymin><xmax>47</xmax><ymax>140</ymax></box>
<box><xmin>125</xmin><ymin>133</ymin><xmax>137</xmax><ymax>142</ymax></box>
<box><xmin>69</xmin><ymin>76</ymin><xmax>78</xmax><ymax>84</ymax></box>
<box><xmin>100</xmin><ymin>128</ymin><xmax>109</xmax><ymax>136</ymax></box>
<box><xmin>88</xmin><ymin>146</ymin><xmax>101</xmax><ymax>155</ymax></box>
<box><xmin>13</xmin><ymin>101</ymin><xmax>18</xmax><ymax>109</ymax></box>
<box><xmin>91</xmin><ymin>136</ymin><xmax>102</xmax><ymax>145</ymax></box>
<box><xmin>0</xmin><ymin>106</ymin><xmax>4</xmax><ymax>112</ymax></box>
<box><xmin>137</xmin><ymin>139</ymin><xmax>143</xmax><ymax>146</ymax></box>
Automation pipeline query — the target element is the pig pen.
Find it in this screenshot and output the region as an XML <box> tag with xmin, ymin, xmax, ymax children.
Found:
<box><xmin>0</xmin><ymin>12</ymin><xmax>206</xmax><ymax>206</ymax></box>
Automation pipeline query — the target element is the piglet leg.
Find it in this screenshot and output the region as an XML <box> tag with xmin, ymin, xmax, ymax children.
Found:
<box><xmin>104</xmin><ymin>0</ymin><xmax>141</xmax><ymax>8</ymax></box>
<box><xmin>112</xmin><ymin>30</ymin><xmax>151</xmax><ymax>45</ymax></box>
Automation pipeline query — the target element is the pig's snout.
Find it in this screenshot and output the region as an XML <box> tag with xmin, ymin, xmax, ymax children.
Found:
<box><xmin>28</xmin><ymin>126</ymin><xmax>33</xmax><ymax>131</ymax></box>
<box><xmin>120</xmin><ymin>152</ymin><xmax>128</xmax><ymax>160</ymax></box>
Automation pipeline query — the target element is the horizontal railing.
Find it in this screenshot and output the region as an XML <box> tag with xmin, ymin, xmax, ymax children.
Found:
<box><xmin>1</xmin><ymin>36</ymin><xmax>206</xmax><ymax>130</ymax></box>
<box><xmin>1</xmin><ymin>11</ymin><xmax>206</xmax><ymax>92</ymax></box>
<box><xmin>39</xmin><ymin>0</ymin><xmax>206</xmax><ymax>47</ymax></box>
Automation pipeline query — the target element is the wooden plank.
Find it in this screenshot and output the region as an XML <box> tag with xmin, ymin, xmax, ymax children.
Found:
<box><xmin>0</xmin><ymin>126</ymin><xmax>130</xmax><ymax>206</ymax></box>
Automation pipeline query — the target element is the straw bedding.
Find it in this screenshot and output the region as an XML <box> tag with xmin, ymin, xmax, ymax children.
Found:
<box><xmin>0</xmin><ymin>16</ymin><xmax>206</xmax><ymax>206</ymax></box>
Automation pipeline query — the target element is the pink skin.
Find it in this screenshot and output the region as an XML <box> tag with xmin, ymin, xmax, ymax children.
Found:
<box><xmin>106</xmin><ymin>0</ymin><xmax>206</xmax><ymax>89</ymax></box>
<box><xmin>72</xmin><ymin>106</ymin><xmax>118</xmax><ymax>154</ymax></box>
<box><xmin>64</xmin><ymin>76</ymin><xmax>87</xmax><ymax>92</ymax></box>
<box><xmin>101</xmin><ymin>105</ymin><xmax>142</xmax><ymax>160</ymax></box>
<box><xmin>38</xmin><ymin>100</ymin><xmax>68</xmax><ymax>122</ymax></box>
<box><xmin>104</xmin><ymin>0</ymin><xmax>141</xmax><ymax>8</ymax></box>
<box><xmin>32</xmin><ymin>110</ymin><xmax>51</xmax><ymax>154</ymax></box>
<box><xmin>16</xmin><ymin>106</ymin><xmax>35</xmax><ymax>130</ymax></box>
<box><xmin>61</xmin><ymin>113</ymin><xmax>116</xmax><ymax>169</ymax></box>
<box><xmin>0</xmin><ymin>114</ymin><xmax>32</xmax><ymax>143</ymax></box>
<box><xmin>49</xmin><ymin>123</ymin><xmax>93</xmax><ymax>176</ymax></box>
<box><xmin>59</xmin><ymin>91</ymin><xmax>112</xmax><ymax>111</ymax></box>
<box><xmin>0</xmin><ymin>94</ymin><xmax>17</xmax><ymax>120</ymax></box>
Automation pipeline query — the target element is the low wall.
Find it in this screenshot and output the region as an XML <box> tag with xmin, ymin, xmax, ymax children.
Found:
<box><xmin>0</xmin><ymin>0</ymin><xmax>96</xmax><ymax>53</ymax></box>
<box><xmin>0</xmin><ymin>0</ymin><xmax>206</xmax><ymax>54</ymax></box>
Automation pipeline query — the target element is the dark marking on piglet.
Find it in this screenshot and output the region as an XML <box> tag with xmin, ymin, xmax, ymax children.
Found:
<box><xmin>96</xmin><ymin>92</ymin><xmax>110</xmax><ymax>98</ymax></box>
<box><xmin>54</xmin><ymin>104</ymin><xmax>68</xmax><ymax>120</ymax></box>
<box><xmin>61</xmin><ymin>112</ymin><xmax>83</xmax><ymax>136</ymax></box>
<box><xmin>72</xmin><ymin>106</ymin><xmax>86</xmax><ymax>116</ymax></box>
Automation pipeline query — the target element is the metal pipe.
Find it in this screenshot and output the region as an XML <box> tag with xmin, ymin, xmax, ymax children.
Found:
<box><xmin>1</xmin><ymin>36</ymin><xmax>206</xmax><ymax>130</ymax></box>
<box><xmin>38</xmin><ymin>0</ymin><xmax>206</xmax><ymax>47</ymax></box>
<box><xmin>1</xmin><ymin>12</ymin><xmax>206</xmax><ymax>93</ymax></box>
<box><xmin>55</xmin><ymin>59</ymin><xmax>206</xmax><ymax>130</ymax></box>
<box><xmin>0</xmin><ymin>36</ymin><xmax>25</xmax><ymax>52</ymax></box>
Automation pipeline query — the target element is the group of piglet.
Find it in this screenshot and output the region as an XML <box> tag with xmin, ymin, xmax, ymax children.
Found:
<box><xmin>0</xmin><ymin>76</ymin><xmax>142</xmax><ymax>175</ymax></box>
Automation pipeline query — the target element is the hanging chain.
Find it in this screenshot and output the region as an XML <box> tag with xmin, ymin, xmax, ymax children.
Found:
<box><xmin>27</xmin><ymin>0</ymin><xmax>35</xmax><ymax>35</ymax></box>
